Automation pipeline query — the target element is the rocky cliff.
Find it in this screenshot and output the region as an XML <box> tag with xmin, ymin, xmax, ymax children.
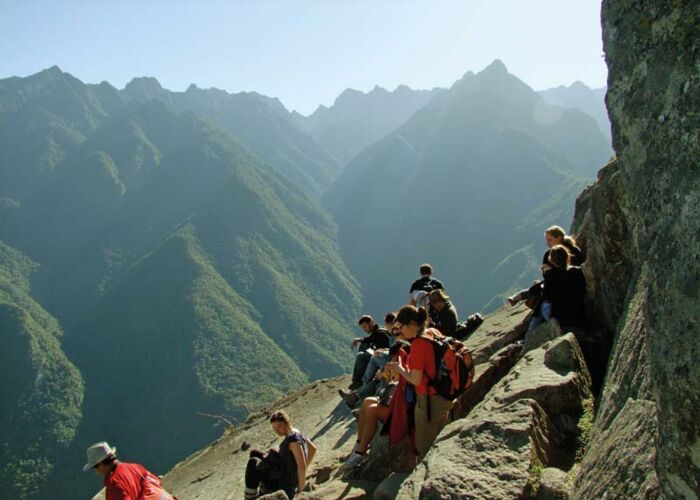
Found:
<box><xmin>570</xmin><ymin>1</ymin><xmax>700</xmax><ymax>497</ymax></box>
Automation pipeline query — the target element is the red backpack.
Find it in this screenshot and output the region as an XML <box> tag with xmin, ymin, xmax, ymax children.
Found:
<box><xmin>421</xmin><ymin>329</ymin><xmax>475</xmax><ymax>400</ymax></box>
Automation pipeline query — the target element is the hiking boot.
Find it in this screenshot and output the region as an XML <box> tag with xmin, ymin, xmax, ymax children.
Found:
<box><xmin>340</xmin><ymin>451</ymin><xmax>366</xmax><ymax>470</ymax></box>
<box><xmin>338</xmin><ymin>389</ymin><xmax>358</xmax><ymax>408</ymax></box>
<box><xmin>507</xmin><ymin>292</ymin><xmax>523</xmax><ymax>307</ymax></box>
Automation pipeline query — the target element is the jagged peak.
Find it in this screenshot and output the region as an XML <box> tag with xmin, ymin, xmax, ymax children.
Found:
<box><xmin>479</xmin><ymin>59</ymin><xmax>509</xmax><ymax>77</ymax></box>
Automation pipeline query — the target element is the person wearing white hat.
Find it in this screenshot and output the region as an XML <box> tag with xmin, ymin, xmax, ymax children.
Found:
<box><xmin>83</xmin><ymin>441</ymin><xmax>176</xmax><ymax>499</ymax></box>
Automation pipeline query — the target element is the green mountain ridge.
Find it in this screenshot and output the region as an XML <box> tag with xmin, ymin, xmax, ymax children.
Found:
<box><xmin>0</xmin><ymin>76</ymin><xmax>360</xmax><ymax>498</ymax></box>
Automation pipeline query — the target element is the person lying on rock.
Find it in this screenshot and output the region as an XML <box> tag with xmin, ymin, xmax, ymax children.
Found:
<box><xmin>83</xmin><ymin>441</ymin><xmax>177</xmax><ymax>500</ymax></box>
<box><xmin>386</xmin><ymin>306</ymin><xmax>454</xmax><ymax>460</ymax></box>
<box><xmin>339</xmin><ymin>312</ymin><xmax>399</xmax><ymax>408</ymax></box>
<box><xmin>347</xmin><ymin>315</ymin><xmax>391</xmax><ymax>390</ymax></box>
<box><xmin>245</xmin><ymin>410</ymin><xmax>317</xmax><ymax>499</ymax></box>
<box><xmin>340</xmin><ymin>339</ymin><xmax>410</xmax><ymax>469</ymax></box>
<box><xmin>507</xmin><ymin>225</ymin><xmax>584</xmax><ymax>308</ymax></box>
<box><xmin>527</xmin><ymin>244</ymin><xmax>586</xmax><ymax>331</ymax></box>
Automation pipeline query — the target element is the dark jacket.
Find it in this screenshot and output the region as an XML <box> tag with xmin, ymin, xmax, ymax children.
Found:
<box><xmin>433</xmin><ymin>300</ymin><xmax>458</xmax><ymax>337</ymax></box>
<box><xmin>359</xmin><ymin>324</ymin><xmax>391</xmax><ymax>352</ymax></box>
<box><xmin>544</xmin><ymin>266</ymin><xmax>586</xmax><ymax>326</ymax></box>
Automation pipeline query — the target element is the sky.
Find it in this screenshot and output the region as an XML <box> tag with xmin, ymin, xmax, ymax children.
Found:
<box><xmin>0</xmin><ymin>0</ymin><xmax>607</xmax><ymax>115</ymax></box>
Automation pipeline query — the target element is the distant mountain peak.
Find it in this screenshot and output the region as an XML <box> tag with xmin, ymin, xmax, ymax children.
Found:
<box><xmin>483</xmin><ymin>59</ymin><xmax>509</xmax><ymax>75</ymax></box>
<box><xmin>124</xmin><ymin>76</ymin><xmax>163</xmax><ymax>92</ymax></box>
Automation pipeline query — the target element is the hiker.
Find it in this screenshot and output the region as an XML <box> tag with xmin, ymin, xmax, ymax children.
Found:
<box><xmin>339</xmin><ymin>312</ymin><xmax>397</xmax><ymax>407</ymax></box>
<box><xmin>507</xmin><ymin>226</ymin><xmax>584</xmax><ymax>306</ymax></box>
<box><xmin>348</xmin><ymin>315</ymin><xmax>391</xmax><ymax>390</ymax></box>
<box><xmin>341</xmin><ymin>340</ymin><xmax>410</xmax><ymax>468</ymax></box>
<box><xmin>83</xmin><ymin>441</ymin><xmax>176</xmax><ymax>500</ymax></box>
<box><xmin>245</xmin><ymin>410</ymin><xmax>317</xmax><ymax>499</ymax></box>
<box><xmin>408</xmin><ymin>263</ymin><xmax>444</xmax><ymax>307</ymax></box>
<box><xmin>428</xmin><ymin>289</ymin><xmax>458</xmax><ymax>337</ymax></box>
<box><xmin>386</xmin><ymin>306</ymin><xmax>455</xmax><ymax>459</ymax></box>
<box><xmin>528</xmin><ymin>244</ymin><xmax>586</xmax><ymax>331</ymax></box>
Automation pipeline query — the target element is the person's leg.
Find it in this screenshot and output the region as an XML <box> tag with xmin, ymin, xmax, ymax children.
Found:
<box><xmin>357</xmin><ymin>379</ymin><xmax>379</xmax><ymax>401</ymax></box>
<box><xmin>541</xmin><ymin>301</ymin><xmax>552</xmax><ymax>321</ymax></box>
<box><xmin>244</xmin><ymin>456</ymin><xmax>262</xmax><ymax>499</ymax></box>
<box><xmin>358</xmin><ymin>404</ymin><xmax>391</xmax><ymax>452</ymax></box>
<box><xmin>362</xmin><ymin>356</ymin><xmax>381</xmax><ymax>384</ymax></box>
<box><xmin>416</xmin><ymin>395</ymin><xmax>453</xmax><ymax>460</ymax></box>
<box><xmin>352</xmin><ymin>351</ymin><xmax>372</xmax><ymax>387</ymax></box>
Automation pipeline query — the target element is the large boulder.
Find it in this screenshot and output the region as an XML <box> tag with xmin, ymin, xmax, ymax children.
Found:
<box><xmin>465</xmin><ymin>304</ymin><xmax>530</xmax><ymax>364</ymax></box>
<box><xmin>396</xmin><ymin>333</ymin><xmax>592</xmax><ymax>498</ymax></box>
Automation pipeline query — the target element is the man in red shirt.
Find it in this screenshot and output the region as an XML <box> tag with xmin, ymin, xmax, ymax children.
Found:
<box><xmin>83</xmin><ymin>441</ymin><xmax>176</xmax><ymax>500</ymax></box>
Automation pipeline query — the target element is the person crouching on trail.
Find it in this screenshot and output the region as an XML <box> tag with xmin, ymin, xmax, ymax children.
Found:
<box><xmin>83</xmin><ymin>441</ymin><xmax>176</xmax><ymax>500</ymax></box>
<box><xmin>386</xmin><ymin>305</ymin><xmax>455</xmax><ymax>460</ymax></box>
<box><xmin>347</xmin><ymin>315</ymin><xmax>391</xmax><ymax>390</ymax></box>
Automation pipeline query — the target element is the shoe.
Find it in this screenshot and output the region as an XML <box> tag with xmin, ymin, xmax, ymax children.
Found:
<box><xmin>348</xmin><ymin>381</ymin><xmax>361</xmax><ymax>390</ymax></box>
<box><xmin>338</xmin><ymin>389</ymin><xmax>358</xmax><ymax>408</ymax></box>
<box><xmin>340</xmin><ymin>451</ymin><xmax>366</xmax><ymax>470</ymax></box>
<box><xmin>507</xmin><ymin>292</ymin><xmax>523</xmax><ymax>307</ymax></box>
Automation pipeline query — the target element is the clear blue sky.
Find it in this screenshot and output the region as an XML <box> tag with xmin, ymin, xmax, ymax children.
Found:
<box><xmin>0</xmin><ymin>0</ymin><xmax>606</xmax><ymax>114</ymax></box>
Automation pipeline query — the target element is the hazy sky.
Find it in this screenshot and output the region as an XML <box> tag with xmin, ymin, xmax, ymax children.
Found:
<box><xmin>1</xmin><ymin>0</ymin><xmax>606</xmax><ymax>114</ymax></box>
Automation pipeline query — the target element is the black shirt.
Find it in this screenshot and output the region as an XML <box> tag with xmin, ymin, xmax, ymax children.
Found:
<box><xmin>278</xmin><ymin>430</ymin><xmax>308</xmax><ymax>497</ymax></box>
<box><xmin>409</xmin><ymin>276</ymin><xmax>445</xmax><ymax>294</ymax></box>
<box><xmin>359</xmin><ymin>324</ymin><xmax>391</xmax><ymax>352</ymax></box>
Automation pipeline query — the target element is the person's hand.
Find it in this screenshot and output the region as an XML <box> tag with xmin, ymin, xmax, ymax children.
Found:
<box><xmin>351</xmin><ymin>338</ymin><xmax>362</xmax><ymax>349</ymax></box>
<box><xmin>374</xmin><ymin>369</ymin><xmax>382</xmax><ymax>380</ymax></box>
<box><xmin>540</xmin><ymin>264</ymin><xmax>551</xmax><ymax>274</ymax></box>
<box><xmin>373</xmin><ymin>349</ymin><xmax>386</xmax><ymax>357</ymax></box>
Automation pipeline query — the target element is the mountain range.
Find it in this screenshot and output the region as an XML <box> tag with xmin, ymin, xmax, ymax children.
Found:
<box><xmin>0</xmin><ymin>61</ymin><xmax>612</xmax><ymax>498</ymax></box>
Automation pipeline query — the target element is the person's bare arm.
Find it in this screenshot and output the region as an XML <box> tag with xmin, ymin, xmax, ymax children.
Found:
<box><xmin>290</xmin><ymin>442</ymin><xmax>307</xmax><ymax>492</ymax></box>
<box><xmin>306</xmin><ymin>437</ymin><xmax>317</xmax><ymax>465</ymax></box>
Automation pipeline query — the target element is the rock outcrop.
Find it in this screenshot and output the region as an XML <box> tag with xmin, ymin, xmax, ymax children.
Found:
<box><xmin>570</xmin><ymin>1</ymin><xmax>700</xmax><ymax>497</ymax></box>
<box><xmin>396</xmin><ymin>333</ymin><xmax>592</xmax><ymax>499</ymax></box>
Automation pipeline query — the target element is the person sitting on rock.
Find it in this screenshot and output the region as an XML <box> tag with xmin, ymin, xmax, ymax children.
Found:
<box><xmin>340</xmin><ymin>339</ymin><xmax>410</xmax><ymax>469</ymax></box>
<box><xmin>83</xmin><ymin>441</ymin><xmax>176</xmax><ymax>500</ymax></box>
<box><xmin>386</xmin><ymin>305</ymin><xmax>454</xmax><ymax>460</ymax></box>
<box><xmin>339</xmin><ymin>312</ymin><xmax>398</xmax><ymax>408</ymax></box>
<box><xmin>428</xmin><ymin>289</ymin><xmax>458</xmax><ymax>337</ymax></box>
<box><xmin>507</xmin><ymin>225</ymin><xmax>584</xmax><ymax>307</ymax></box>
<box><xmin>245</xmin><ymin>410</ymin><xmax>317</xmax><ymax>499</ymax></box>
<box><xmin>408</xmin><ymin>263</ymin><xmax>444</xmax><ymax>306</ymax></box>
<box><xmin>527</xmin><ymin>244</ymin><xmax>586</xmax><ymax>331</ymax></box>
<box><xmin>347</xmin><ymin>315</ymin><xmax>391</xmax><ymax>390</ymax></box>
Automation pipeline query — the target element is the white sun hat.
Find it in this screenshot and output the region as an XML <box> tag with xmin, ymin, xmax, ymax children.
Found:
<box><xmin>83</xmin><ymin>441</ymin><xmax>117</xmax><ymax>471</ymax></box>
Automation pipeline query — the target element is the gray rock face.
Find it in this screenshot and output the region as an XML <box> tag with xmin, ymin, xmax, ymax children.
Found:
<box><xmin>396</xmin><ymin>333</ymin><xmax>592</xmax><ymax>499</ymax></box>
<box><xmin>537</xmin><ymin>467</ymin><xmax>569</xmax><ymax>500</ymax></box>
<box><xmin>570</xmin><ymin>1</ymin><xmax>700</xmax><ymax>496</ymax></box>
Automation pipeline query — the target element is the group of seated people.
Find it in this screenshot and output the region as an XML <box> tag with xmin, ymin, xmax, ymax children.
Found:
<box><xmin>244</xmin><ymin>228</ymin><xmax>588</xmax><ymax>498</ymax></box>
<box><xmin>507</xmin><ymin>225</ymin><xmax>587</xmax><ymax>331</ymax></box>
